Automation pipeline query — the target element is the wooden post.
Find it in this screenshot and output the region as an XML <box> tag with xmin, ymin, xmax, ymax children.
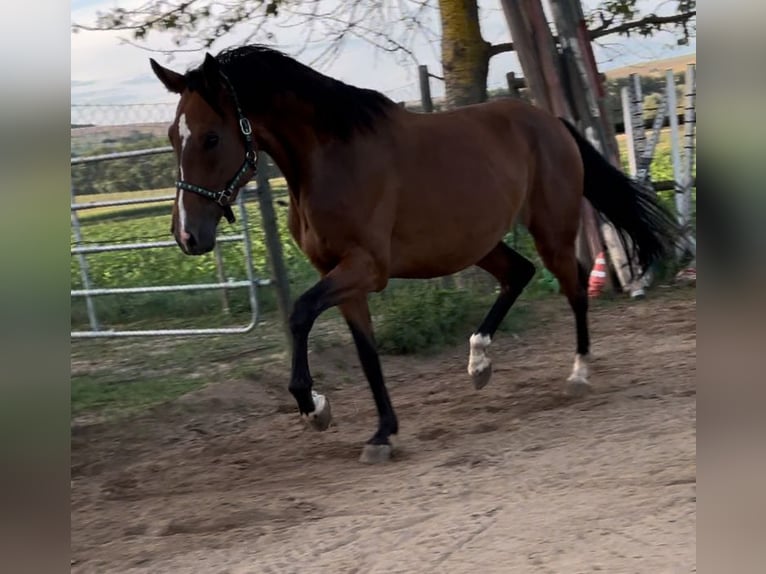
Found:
<box><xmin>505</xmin><ymin>72</ymin><xmax>522</xmax><ymax>99</ymax></box>
<box><xmin>550</xmin><ymin>0</ymin><xmax>634</xmax><ymax>292</ymax></box>
<box><xmin>569</xmin><ymin>0</ymin><xmax>622</xmax><ymax>164</ymax></box>
<box><xmin>499</xmin><ymin>0</ymin><xmax>560</xmax><ymax>114</ymax></box>
<box><xmin>418</xmin><ymin>64</ymin><xmax>434</xmax><ymax>113</ymax></box>
<box><xmin>525</xmin><ymin>0</ymin><xmax>605</xmax><ymax>272</ymax></box>
<box><xmin>506</xmin><ymin>71</ymin><xmax>522</xmax><ymax>252</ymax></box>
<box><xmin>550</xmin><ymin>1</ymin><xmax>600</xmax><ymax>133</ymax></box>
<box><xmin>524</xmin><ymin>0</ymin><xmax>572</xmax><ymax>118</ymax></box>
<box><xmin>502</xmin><ymin>0</ymin><xmax>641</xmax><ymax>289</ymax></box>
<box><xmin>255</xmin><ymin>163</ymin><xmax>292</xmax><ymax>350</ymax></box>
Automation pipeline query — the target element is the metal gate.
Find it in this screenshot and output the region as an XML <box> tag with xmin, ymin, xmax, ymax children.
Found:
<box><xmin>70</xmin><ymin>147</ymin><xmax>289</xmax><ymax>339</ymax></box>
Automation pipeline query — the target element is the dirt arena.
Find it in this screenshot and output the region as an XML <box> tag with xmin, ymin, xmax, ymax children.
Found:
<box><xmin>71</xmin><ymin>287</ymin><xmax>696</xmax><ymax>573</ymax></box>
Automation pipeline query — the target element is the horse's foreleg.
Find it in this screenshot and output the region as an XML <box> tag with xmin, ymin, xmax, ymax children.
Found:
<box><xmin>469</xmin><ymin>243</ymin><xmax>535</xmax><ymax>389</ymax></box>
<box><xmin>339</xmin><ymin>297</ymin><xmax>398</xmax><ymax>464</ymax></box>
<box><xmin>288</xmin><ymin>280</ymin><xmax>335</xmax><ymax>431</ymax></box>
<box><xmin>287</xmin><ymin>251</ymin><xmax>383</xmax><ymax>435</ymax></box>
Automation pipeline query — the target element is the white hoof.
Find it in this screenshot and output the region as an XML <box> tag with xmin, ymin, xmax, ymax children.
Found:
<box><xmin>565</xmin><ymin>354</ymin><xmax>592</xmax><ymax>397</ymax></box>
<box><xmin>468</xmin><ymin>333</ymin><xmax>492</xmax><ymax>389</ymax></box>
<box><xmin>302</xmin><ymin>392</ymin><xmax>332</xmax><ymax>431</ymax></box>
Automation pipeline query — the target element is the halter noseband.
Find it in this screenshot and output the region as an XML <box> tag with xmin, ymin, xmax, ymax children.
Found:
<box><xmin>175</xmin><ymin>69</ymin><xmax>258</xmax><ymax>224</ymax></box>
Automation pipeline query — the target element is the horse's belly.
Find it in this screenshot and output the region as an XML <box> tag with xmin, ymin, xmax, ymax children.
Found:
<box><xmin>388</xmin><ymin>200</ymin><xmax>513</xmax><ymax>278</ymax></box>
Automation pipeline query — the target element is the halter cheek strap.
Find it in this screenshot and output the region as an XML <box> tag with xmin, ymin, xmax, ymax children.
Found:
<box><xmin>175</xmin><ymin>69</ymin><xmax>258</xmax><ymax>224</ymax></box>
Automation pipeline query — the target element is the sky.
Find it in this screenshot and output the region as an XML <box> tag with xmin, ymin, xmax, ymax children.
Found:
<box><xmin>71</xmin><ymin>0</ymin><xmax>696</xmax><ymax>107</ymax></box>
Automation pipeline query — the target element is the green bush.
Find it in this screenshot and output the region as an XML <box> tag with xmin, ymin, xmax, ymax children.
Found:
<box><xmin>371</xmin><ymin>282</ymin><xmax>485</xmax><ymax>355</ymax></box>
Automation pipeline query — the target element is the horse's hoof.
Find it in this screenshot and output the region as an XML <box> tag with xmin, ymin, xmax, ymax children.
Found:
<box><xmin>303</xmin><ymin>393</ymin><xmax>332</xmax><ymax>431</ymax></box>
<box><xmin>472</xmin><ymin>364</ymin><xmax>493</xmax><ymax>390</ymax></box>
<box><xmin>565</xmin><ymin>376</ymin><xmax>592</xmax><ymax>398</ymax></box>
<box><xmin>359</xmin><ymin>443</ymin><xmax>393</xmax><ymax>464</ymax></box>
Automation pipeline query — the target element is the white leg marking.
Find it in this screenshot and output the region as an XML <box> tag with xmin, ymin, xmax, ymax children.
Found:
<box><xmin>568</xmin><ymin>353</ymin><xmax>590</xmax><ymax>383</ymax></box>
<box><xmin>301</xmin><ymin>390</ymin><xmax>327</xmax><ymax>421</ymax></box>
<box><xmin>177</xmin><ymin>113</ymin><xmax>191</xmax><ymax>241</ymax></box>
<box><xmin>468</xmin><ymin>333</ymin><xmax>492</xmax><ymax>376</ymax></box>
<box><xmin>309</xmin><ymin>390</ymin><xmax>326</xmax><ymax>418</ymax></box>
<box><xmin>302</xmin><ymin>390</ymin><xmax>332</xmax><ymax>431</ymax></box>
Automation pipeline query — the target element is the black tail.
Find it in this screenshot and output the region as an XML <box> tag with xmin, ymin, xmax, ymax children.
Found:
<box><xmin>560</xmin><ymin>118</ymin><xmax>680</xmax><ymax>274</ymax></box>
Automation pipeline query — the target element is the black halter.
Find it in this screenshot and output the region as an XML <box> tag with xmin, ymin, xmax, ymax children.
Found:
<box><xmin>175</xmin><ymin>70</ymin><xmax>258</xmax><ymax>224</ymax></box>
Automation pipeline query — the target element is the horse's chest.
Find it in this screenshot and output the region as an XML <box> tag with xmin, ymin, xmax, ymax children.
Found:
<box><xmin>287</xmin><ymin>204</ymin><xmax>337</xmax><ymax>274</ymax></box>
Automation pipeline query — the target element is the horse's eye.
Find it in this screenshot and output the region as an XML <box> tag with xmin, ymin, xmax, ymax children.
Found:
<box><xmin>203</xmin><ymin>133</ymin><xmax>219</xmax><ymax>150</ymax></box>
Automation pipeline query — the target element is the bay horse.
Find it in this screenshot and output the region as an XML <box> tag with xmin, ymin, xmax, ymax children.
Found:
<box><xmin>150</xmin><ymin>45</ymin><xmax>678</xmax><ymax>463</ymax></box>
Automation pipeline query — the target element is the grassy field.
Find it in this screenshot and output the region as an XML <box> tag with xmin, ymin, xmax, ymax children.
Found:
<box><xmin>604</xmin><ymin>52</ymin><xmax>696</xmax><ymax>80</ymax></box>
<box><xmin>70</xmin><ymin>129</ymin><xmax>695</xmax><ymax>421</ymax></box>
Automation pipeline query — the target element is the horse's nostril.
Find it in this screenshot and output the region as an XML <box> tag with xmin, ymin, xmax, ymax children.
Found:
<box><xmin>179</xmin><ymin>229</ymin><xmax>197</xmax><ymax>252</ymax></box>
<box><xmin>185</xmin><ymin>232</ymin><xmax>197</xmax><ymax>249</ymax></box>
<box><xmin>179</xmin><ymin>228</ymin><xmax>213</xmax><ymax>255</ymax></box>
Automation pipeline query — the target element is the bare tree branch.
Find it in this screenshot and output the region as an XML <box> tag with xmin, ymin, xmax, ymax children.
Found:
<box><xmin>486</xmin><ymin>7</ymin><xmax>695</xmax><ymax>60</ymax></box>
<box><xmin>591</xmin><ymin>10</ymin><xmax>696</xmax><ymax>39</ymax></box>
<box><xmin>73</xmin><ymin>0</ymin><xmax>695</xmax><ymax>79</ymax></box>
<box><xmin>488</xmin><ymin>42</ymin><xmax>514</xmax><ymax>57</ymax></box>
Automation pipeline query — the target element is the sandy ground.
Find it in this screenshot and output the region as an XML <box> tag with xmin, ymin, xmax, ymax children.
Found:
<box><xmin>71</xmin><ymin>288</ymin><xmax>696</xmax><ymax>573</ymax></box>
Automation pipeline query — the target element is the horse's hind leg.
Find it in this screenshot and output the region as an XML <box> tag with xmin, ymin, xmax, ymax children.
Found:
<box><xmin>338</xmin><ymin>296</ymin><xmax>398</xmax><ymax>464</ymax></box>
<box><xmin>469</xmin><ymin>243</ymin><xmax>536</xmax><ymax>389</ymax></box>
<box><xmin>533</xmin><ymin>239</ymin><xmax>592</xmax><ymax>396</ymax></box>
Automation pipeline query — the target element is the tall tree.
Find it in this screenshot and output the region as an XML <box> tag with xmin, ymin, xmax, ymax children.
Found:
<box><xmin>73</xmin><ymin>0</ymin><xmax>695</xmax><ymax>108</ymax></box>
<box><xmin>439</xmin><ymin>0</ymin><xmax>489</xmax><ymax>108</ymax></box>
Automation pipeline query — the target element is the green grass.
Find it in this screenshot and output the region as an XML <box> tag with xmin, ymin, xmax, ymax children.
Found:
<box><xmin>71</xmin><ymin>182</ymin><xmax>317</xmax><ymax>331</ymax></box>
<box><xmin>72</xmin><ymin>375</ymin><xmax>206</xmax><ymax>419</ymax></box>
<box><xmin>73</xmin><ymin>179</ymin><xmax>291</xmax><ymax>221</ymax></box>
<box><xmin>70</xmin><ymin>309</ymin><xmax>295</xmax><ymax>421</ymax></box>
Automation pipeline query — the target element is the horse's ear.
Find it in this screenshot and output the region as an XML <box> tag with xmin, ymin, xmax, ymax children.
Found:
<box><xmin>150</xmin><ymin>58</ymin><xmax>186</xmax><ymax>94</ymax></box>
<box><xmin>202</xmin><ymin>52</ymin><xmax>221</xmax><ymax>90</ymax></box>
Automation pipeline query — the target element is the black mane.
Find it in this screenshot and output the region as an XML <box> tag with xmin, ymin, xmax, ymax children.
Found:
<box><xmin>185</xmin><ymin>45</ymin><xmax>396</xmax><ymax>140</ymax></box>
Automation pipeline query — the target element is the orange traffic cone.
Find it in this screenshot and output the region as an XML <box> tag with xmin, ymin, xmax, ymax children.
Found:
<box><xmin>588</xmin><ymin>252</ymin><xmax>607</xmax><ymax>298</ymax></box>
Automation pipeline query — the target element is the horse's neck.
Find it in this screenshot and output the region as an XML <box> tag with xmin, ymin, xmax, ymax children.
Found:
<box><xmin>255</xmin><ymin>103</ymin><xmax>399</xmax><ymax>200</ymax></box>
<box><xmin>257</xmin><ymin>117</ymin><xmax>319</xmax><ymax>198</ymax></box>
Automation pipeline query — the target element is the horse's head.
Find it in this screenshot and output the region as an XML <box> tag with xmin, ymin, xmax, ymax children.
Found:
<box><xmin>150</xmin><ymin>53</ymin><xmax>256</xmax><ymax>255</ymax></box>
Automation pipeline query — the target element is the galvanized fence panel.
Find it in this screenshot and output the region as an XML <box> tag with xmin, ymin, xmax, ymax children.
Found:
<box><xmin>70</xmin><ymin>146</ymin><xmax>282</xmax><ymax>339</ymax></box>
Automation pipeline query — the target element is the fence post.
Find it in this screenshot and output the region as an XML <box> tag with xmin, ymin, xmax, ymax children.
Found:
<box><xmin>682</xmin><ymin>65</ymin><xmax>696</xmax><ymax>221</ymax></box>
<box><xmin>70</xmin><ymin>187</ymin><xmax>100</xmax><ymax>332</ymax></box>
<box><xmin>620</xmin><ymin>86</ymin><xmax>638</xmax><ymax>176</ymax></box>
<box><xmin>254</xmin><ymin>164</ymin><xmax>293</xmax><ymax>350</ymax></box>
<box><xmin>213</xmin><ymin>242</ymin><xmax>230</xmax><ymax>314</ymax></box>
<box><xmin>629</xmin><ymin>73</ymin><xmax>646</xmax><ymax>159</ymax></box>
<box><xmin>505</xmin><ymin>72</ymin><xmax>522</xmax><ymax>99</ymax></box>
<box><xmin>666</xmin><ymin>69</ymin><xmax>683</xmax><ymax>199</ymax></box>
<box><xmin>418</xmin><ymin>64</ymin><xmax>434</xmax><ymax>113</ymax></box>
<box><xmin>680</xmin><ymin>63</ymin><xmax>697</xmax><ymax>258</ymax></box>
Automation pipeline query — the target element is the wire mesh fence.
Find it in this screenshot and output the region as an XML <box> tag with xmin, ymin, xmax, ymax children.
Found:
<box><xmin>71</xmin><ymin>103</ymin><xmax>178</xmax><ymax>127</ymax></box>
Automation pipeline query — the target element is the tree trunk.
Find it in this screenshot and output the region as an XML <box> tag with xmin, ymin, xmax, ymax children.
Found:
<box><xmin>439</xmin><ymin>0</ymin><xmax>490</xmax><ymax>109</ymax></box>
